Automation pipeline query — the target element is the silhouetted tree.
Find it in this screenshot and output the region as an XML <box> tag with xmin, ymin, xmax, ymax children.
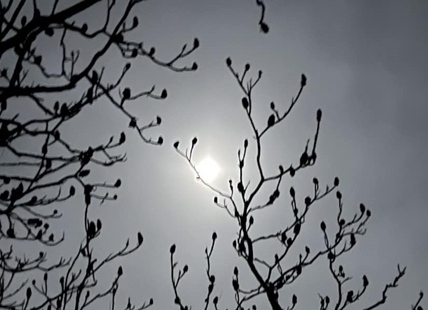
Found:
<box><xmin>1</xmin><ymin>1</ymin><xmax>425</xmax><ymax>310</ymax></box>
<box><xmin>173</xmin><ymin>59</ymin><xmax>425</xmax><ymax>310</ymax></box>
<box><xmin>0</xmin><ymin>1</ymin><xmax>198</xmax><ymax>309</ymax></box>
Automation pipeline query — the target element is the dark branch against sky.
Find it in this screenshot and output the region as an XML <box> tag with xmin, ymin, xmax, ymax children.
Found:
<box><xmin>0</xmin><ymin>0</ymin><xmax>427</xmax><ymax>310</ymax></box>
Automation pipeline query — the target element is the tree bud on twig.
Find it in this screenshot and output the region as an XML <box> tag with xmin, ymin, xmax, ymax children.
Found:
<box><xmin>193</xmin><ymin>38</ymin><xmax>199</xmax><ymax>48</ymax></box>
<box><xmin>301</xmin><ymin>74</ymin><xmax>307</xmax><ymax>87</ymax></box>
<box><xmin>26</xmin><ymin>287</ymin><xmax>32</xmax><ymax>299</ymax></box>
<box><xmin>122</xmin><ymin>88</ymin><xmax>131</xmax><ymax>99</ymax></box>
<box><xmin>161</xmin><ymin>89</ymin><xmax>168</xmax><ymax>99</ymax></box>
<box><xmin>137</xmin><ymin>232</ymin><xmax>143</xmax><ymax>245</ymax></box>
<box><xmin>234</xmin><ymin>266</ymin><xmax>238</xmax><ymax>276</ymax></box>
<box><xmin>292</xmin><ymin>294</ymin><xmax>297</xmax><ymax>304</ymax></box>
<box><xmin>232</xmin><ymin>279</ymin><xmax>239</xmax><ymax>291</ymax></box>
<box><xmin>242</xmin><ymin>97</ymin><xmax>249</xmax><ymax>109</ymax></box>
<box><xmin>334</xmin><ymin>177</ymin><xmax>340</xmax><ymax>187</ymax></box>
<box><xmin>267</xmin><ymin>114</ymin><xmax>275</xmax><ymax>127</ymax></box>
<box><xmin>289</xmin><ymin>166</ymin><xmax>295</xmax><ymax>177</ymax></box>
<box><xmin>260</xmin><ymin>22</ymin><xmax>269</xmax><ymax>33</ymax></box>
<box><xmin>317</xmin><ymin>109</ymin><xmax>322</xmax><ymax>121</ymax></box>
<box><xmin>363</xmin><ymin>275</ymin><xmax>369</xmax><ymax>286</ymax></box>
<box><xmin>133</xmin><ymin>16</ymin><xmax>139</xmax><ymax>27</ymax></box>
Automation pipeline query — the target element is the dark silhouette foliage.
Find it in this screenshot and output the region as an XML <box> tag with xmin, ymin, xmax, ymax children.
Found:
<box><xmin>0</xmin><ymin>1</ymin><xmax>425</xmax><ymax>310</ymax></box>
<box><xmin>0</xmin><ymin>0</ymin><xmax>198</xmax><ymax>309</ymax></box>
<box><xmin>173</xmin><ymin>60</ymin><xmax>425</xmax><ymax>310</ymax></box>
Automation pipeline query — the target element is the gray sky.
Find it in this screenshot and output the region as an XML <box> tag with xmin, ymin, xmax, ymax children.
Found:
<box><xmin>2</xmin><ymin>0</ymin><xmax>427</xmax><ymax>310</ymax></box>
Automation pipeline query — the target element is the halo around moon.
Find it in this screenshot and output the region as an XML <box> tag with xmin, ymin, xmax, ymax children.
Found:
<box><xmin>196</xmin><ymin>157</ymin><xmax>220</xmax><ymax>182</ymax></box>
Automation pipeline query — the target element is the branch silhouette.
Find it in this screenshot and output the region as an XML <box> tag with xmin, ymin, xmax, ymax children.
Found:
<box><xmin>1</xmin><ymin>1</ymin><xmax>425</xmax><ymax>310</ymax></box>
<box><xmin>173</xmin><ymin>59</ymin><xmax>425</xmax><ymax>310</ymax></box>
<box><xmin>0</xmin><ymin>0</ymin><xmax>198</xmax><ymax>309</ymax></box>
<box><xmin>255</xmin><ymin>0</ymin><xmax>269</xmax><ymax>34</ymax></box>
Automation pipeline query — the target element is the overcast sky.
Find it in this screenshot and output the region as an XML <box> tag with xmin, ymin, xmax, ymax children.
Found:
<box><xmin>2</xmin><ymin>0</ymin><xmax>428</xmax><ymax>310</ymax></box>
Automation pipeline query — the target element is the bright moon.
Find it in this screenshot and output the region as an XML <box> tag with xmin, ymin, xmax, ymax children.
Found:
<box><xmin>197</xmin><ymin>157</ymin><xmax>220</xmax><ymax>182</ymax></box>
